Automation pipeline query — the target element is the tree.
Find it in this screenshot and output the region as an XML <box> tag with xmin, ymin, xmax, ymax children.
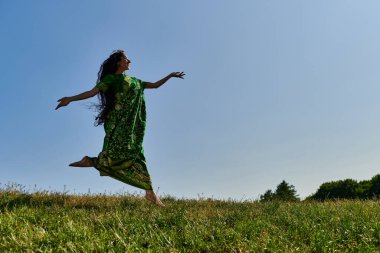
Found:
<box><xmin>259</xmin><ymin>189</ymin><xmax>274</xmax><ymax>202</ymax></box>
<box><xmin>274</xmin><ymin>180</ymin><xmax>300</xmax><ymax>201</ymax></box>
<box><xmin>308</xmin><ymin>174</ymin><xmax>380</xmax><ymax>200</ymax></box>
<box><xmin>260</xmin><ymin>180</ymin><xmax>300</xmax><ymax>202</ymax></box>
<box><xmin>356</xmin><ymin>179</ymin><xmax>372</xmax><ymax>199</ymax></box>
<box><xmin>369</xmin><ymin>174</ymin><xmax>380</xmax><ymax>198</ymax></box>
<box><xmin>308</xmin><ymin>179</ymin><xmax>358</xmax><ymax>200</ymax></box>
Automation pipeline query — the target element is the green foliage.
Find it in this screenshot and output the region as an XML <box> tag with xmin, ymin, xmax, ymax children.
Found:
<box><xmin>260</xmin><ymin>189</ymin><xmax>275</xmax><ymax>202</ymax></box>
<box><xmin>0</xmin><ymin>187</ymin><xmax>380</xmax><ymax>252</ymax></box>
<box><xmin>260</xmin><ymin>180</ymin><xmax>300</xmax><ymax>202</ymax></box>
<box><xmin>369</xmin><ymin>174</ymin><xmax>380</xmax><ymax>196</ymax></box>
<box><xmin>308</xmin><ymin>174</ymin><xmax>380</xmax><ymax>200</ymax></box>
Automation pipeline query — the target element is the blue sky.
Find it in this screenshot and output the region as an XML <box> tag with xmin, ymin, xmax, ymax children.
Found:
<box><xmin>1</xmin><ymin>1</ymin><xmax>380</xmax><ymax>199</ymax></box>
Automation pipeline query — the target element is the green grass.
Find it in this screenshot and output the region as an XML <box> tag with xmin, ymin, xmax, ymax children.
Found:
<box><xmin>0</xmin><ymin>185</ymin><xmax>380</xmax><ymax>252</ymax></box>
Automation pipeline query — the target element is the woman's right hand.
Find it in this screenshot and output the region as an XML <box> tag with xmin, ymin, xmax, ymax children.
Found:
<box><xmin>55</xmin><ymin>97</ymin><xmax>71</xmax><ymax>110</ymax></box>
<box><xmin>170</xmin><ymin>72</ymin><xmax>185</xmax><ymax>79</ymax></box>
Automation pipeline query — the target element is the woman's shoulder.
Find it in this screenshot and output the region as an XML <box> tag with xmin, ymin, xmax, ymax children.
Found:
<box><xmin>100</xmin><ymin>74</ymin><xmax>116</xmax><ymax>82</ymax></box>
<box><xmin>129</xmin><ymin>76</ymin><xmax>143</xmax><ymax>83</ymax></box>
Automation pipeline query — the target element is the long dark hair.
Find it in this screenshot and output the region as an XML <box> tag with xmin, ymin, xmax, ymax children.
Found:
<box><xmin>95</xmin><ymin>50</ymin><xmax>125</xmax><ymax>126</ymax></box>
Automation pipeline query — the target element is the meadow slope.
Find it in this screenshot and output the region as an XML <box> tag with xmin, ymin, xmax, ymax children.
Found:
<box><xmin>0</xmin><ymin>188</ymin><xmax>379</xmax><ymax>252</ymax></box>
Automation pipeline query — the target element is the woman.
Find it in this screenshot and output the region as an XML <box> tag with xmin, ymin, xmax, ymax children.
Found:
<box><xmin>55</xmin><ymin>50</ymin><xmax>185</xmax><ymax>207</ymax></box>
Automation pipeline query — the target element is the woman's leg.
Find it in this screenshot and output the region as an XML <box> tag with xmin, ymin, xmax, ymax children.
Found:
<box><xmin>145</xmin><ymin>190</ymin><xmax>165</xmax><ymax>207</ymax></box>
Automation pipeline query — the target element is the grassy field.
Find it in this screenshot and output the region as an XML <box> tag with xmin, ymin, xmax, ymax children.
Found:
<box><xmin>0</xmin><ymin>186</ymin><xmax>380</xmax><ymax>252</ymax></box>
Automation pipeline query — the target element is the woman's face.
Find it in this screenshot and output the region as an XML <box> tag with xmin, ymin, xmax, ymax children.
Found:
<box><xmin>117</xmin><ymin>54</ymin><xmax>131</xmax><ymax>71</ymax></box>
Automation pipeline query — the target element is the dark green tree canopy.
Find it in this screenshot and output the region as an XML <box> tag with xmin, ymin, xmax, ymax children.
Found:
<box><xmin>308</xmin><ymin>174</ymin><xmax>380</xmax><ymax>200</ymax></box>
<box><xmin>260</xmin><ymin>180</ymin><xmax>299</xmax><ymax>202</ymax></box>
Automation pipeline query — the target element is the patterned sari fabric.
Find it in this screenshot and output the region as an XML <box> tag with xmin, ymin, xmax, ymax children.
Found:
<box><xmin>91</xmin><ymin>74</ymin><xmax>153</xmax><ymax>190</ymax></box>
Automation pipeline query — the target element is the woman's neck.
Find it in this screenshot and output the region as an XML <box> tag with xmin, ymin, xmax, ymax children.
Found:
<box><xmin>114</xmin><ymin>70</ymin><xmax>124</xmax><ymax>75</ymax></box>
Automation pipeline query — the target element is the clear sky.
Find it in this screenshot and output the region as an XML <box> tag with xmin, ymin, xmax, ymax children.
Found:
<box><xmin>1</xmin><ymin>0</ymin><xmax>380</xmax><ymax>200</ymax></box>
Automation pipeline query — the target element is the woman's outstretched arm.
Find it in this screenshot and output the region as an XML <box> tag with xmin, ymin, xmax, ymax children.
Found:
<box><xmin>144</xmin><ymin>72</ymin><xmax>185</xmax><ymax>89</ymax></box>
<box><xmin>55</xmin><ymin>87</ymin><xmax>99</xmax><ymax>110</ymax></box>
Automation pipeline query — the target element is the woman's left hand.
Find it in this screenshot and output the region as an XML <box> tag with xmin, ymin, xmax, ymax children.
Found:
<box><xmin>170</xmin><ymin>72</ymin><xmax>185</xmax><ymax>79</ymax></box>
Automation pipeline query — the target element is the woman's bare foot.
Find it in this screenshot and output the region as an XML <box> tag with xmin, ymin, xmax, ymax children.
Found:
<box><xmin>145</xmin><ymin>190</ymin><xmax>165</xmax><ymax>207</ymax></box>
<box><xmin>69</xmin><ymin>156</ymin><xmax>94</xmax><ymax>167</ymax></box>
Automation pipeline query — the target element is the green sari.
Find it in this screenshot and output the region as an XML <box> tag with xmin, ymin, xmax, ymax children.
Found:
<box><xmin>91</xmin><ymin>74</ymin><xmax>153</xmax><ymax>190</ymax></box>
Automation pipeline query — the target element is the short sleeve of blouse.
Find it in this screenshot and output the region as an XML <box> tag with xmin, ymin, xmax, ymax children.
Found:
<box><xmin>95</xmin><ymin>75</ymin><xmax>113</xmax><ymax>92</ymax></box>
<box><xmin>137</xmin><ymin>78</ymin><xmax>146</xmax><ymax>89</ymax></box>
<box><xmin>131</xmin><ymin>76</ymin><xmax>146</xmax><ymax>90</ymax></box>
